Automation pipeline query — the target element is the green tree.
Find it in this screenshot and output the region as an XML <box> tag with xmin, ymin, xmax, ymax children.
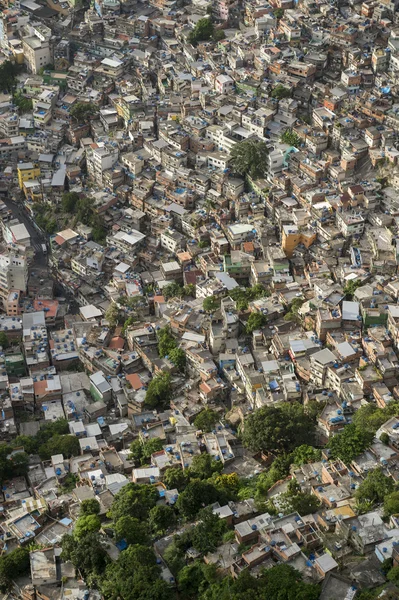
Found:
<box><xmin>191</xmin><ymin>507</ymin><xmax>227</xmax><ymax>554</ymax></box>
<box><xmin>0</xmin><ymin>547</ymin><xmax>30</xmax><ymax>591</ymax></box>
<box><xmin>80</xmin><ymin>498</ymin><xmax>100</xmax><ymax>516</ymax></box>
<box><xmin>289</xmin><ymin>491</ymin><xmax>321</xmax><ymax>516</ymax></box>
<box><xmin>213</xmin><ymin>29</ymin><xmax>226</xmax><ymax>42</ymax></box>
<box><xmin>284</xmin><ymin>298</ymin><xmax>305</xmax><ymax>324</ymax></box>
<box><xmin>384</xmin><ymin>491</ymin><xmax>399</xmax><ymax>517</ymax></box>
<box><xmin>157</xmin><ymin>326</ymin><xmax>177</xmax><ymax>358</ymax></box>
<box><xmin>200</xmin><ymin>563</ymin><xmax>319</xmax><ymax>600</ymax></box>
<box><xmin>0</xmin><ymin>61</ymin><xmax>18</xmax><ymax>94</ymax></box>
<box><xmin>163</xmin><ymin>282</ymin><xmax>184</xmax><ymax>299</ymax></box>
<box><xmin>70</xmin><ymin>102</ymin><xmax>99</xmax><ymax>123</ymax></box>
<box><xmin>145</xmin><ymin>372</ymin><xmax>172</xmax><ymax>408</ymax></box>
<box><xmin>205</xmin><ymin>197</ymin><xmax>216</xmax><ymax>217</ymax></box>
<box><xmin>353</xmin><ymin>402</ymin><xmax>399</xmax><ymax>435</ymax></box>
<box><xmin>230</xmin><ymin>139</ymin><xmax>269</xmax><ymax>179</ymax></box>
<box><xmin>177</xmin><ymin>561</ymin><xmax>214</xmax><ymax>599</ymax></box>
<box><xmin>211</xmin><ymin>472</ymin><xmax>241</xmax><ymax>500</ymax></box>
<box><xmin>262</xmin><ymin>563</ymin><xmax>319</xmax><ymax>600</ymax></box>
<box><xmin>74</xmin><ymin>514</ymin><xmax>101</xmax><ymax>539</ymax></box>
<box><xmin>203</xmin><ymin>296</ymin><xmax>221</xmax><ymax>312</ymax></box>
<box><xmin>355</xmin><ymin>468</ymin><xmax>394</xmax><ymax>506</ymax></box>
<box><xmin>328</xmin><ymin>424</ymin><xmax>373</xmax><ymax>464</ymax></box>
<box><xmin>380</xmin><ymin>432</ymin><xmax>390</xmax><ymax>445</ymax></box>
<box><xmin>92</xmin><ymin>222</ymin><xmax>107</xmax><ymax>244</ymax></box>
<box><xmin>13</xmin><ymin>91</ymin><xmax>33</xmax><ymax>114</ymax></box>
<box><xmin>291</xmin><ymin>444</ymin><xmax>321</xmax><ymax>466</ymax></box>
<box><xmin>387</xmin><ymin>566</ymin><xmax>399</xmax><ymax>586</ymax></box>
<box><xmin>194</xmin><ymin>409</ymin><xmax>219</xmax><ymax>433</ymax></box>
<box><xmin>273</xmin><ymin>8</ymin><xmax>284</xmax><ymax>18</ymax></box>
<box><xmin>183</xmin><ymin>284</ymin><xmax>196</xmax><ymax>297</ymax></box>
<box><xmin>61</xmin><ymin>191</ymin><xmax>80</xmax><ymax>212</ymax></box>
<box><xmin>149</xmin><ymin>505</ymin><xmax>176</xmax><ymax>535</ymax></box>
<box><xmin>163</xmin><ymin>538</ymin><xmax>187</xmax><ymax>575</ymax></box>
<box><xmin>242</xmin><ymin>403</ymin><xmax>315</xmax><ymax>454</ymax></box>
<box><xmin>129</xmin><ymin>439</ymin><xmax>144</xmax><ymax>464</ymax></box>
<box><xmin>343</xmin><ymin>279</ymin><xmax>363</xmax><ymax>300</ymax></box>
<box><xmin>0</xmin><ymin>332</ymin><xmax>9</xmax><ymax>349</ymax></box>
<box><xmin>246</xmin><ymin>311</ymin><xmax>268</xmax><ymax>333</ymax></box>
<box><xmin>188</xmin><ymin>18</ymin><xmax>214</xmax><ymax>46</ymax></box>
<box><xmin>61</xmin><ymin>533</ymin><xmax>109</xmax><ymax>584</ymax></box>
<box><xmin>176</xmin><ymin>480</ymin><xmax>225</xmax><ymax>520</ymax></box>
<box><xmin>76</xmin><ymin>196</ymin><xmax>95</xmax><ymax>226</ymax></box>
<box><xmin>114</xmin><ymin>516</ymin><xmax>149</xmax><ymax>546</ymax></box>
<box><xmin>189</xmin><ymin>453</ymin><xmax>223</xmax><ymax>480</ymax></box>
<box><xmin>100</xmin><ymin>544</ymin><xmax>174</xmax><ymax>600</ymax></box>
<box><xmin>38</xmin><ymin>434</ymin><xmax>80</xmax><ymax>460</ymax></box>
<box><xmin>122</xmin><ymin>316</ymin><xmax>135</xmax><ymax>334</ymax></box>
<box><xmin>129</xmin><ymin>437</ymin><xmax>163</xmax><ymax>465</ymax></box>
<box><xmin>109</xmin><ymin>483</ymin><xmax>158</xmax><ymax>522</ymax></box>
<box><xmin>163</xmin><ymin>467</ymin><xmax>188</xmax><ymax>491</ymax></box>
<box><xmin>169</xmin><ymin>347</ymin><xmax>186</xmax><ymax>372</ymax></box>
<box><xmin>271</xmin><ymin>84</ymin><xmax>291</xmax><ymax>99</ymax></box>
<box><xmin>105</xmin><ymin>303</ymin><xmax>121</xmax><ymax>327</ymax></box>
<box><xmin>280</xmin><ymin>129</ymin><xmax>301</xmax><ymax>147</ymax></box>
<box><xmin>229</xmin><ymin>285</ymin><xmax>269</xmax><ymax>311</ymax></box>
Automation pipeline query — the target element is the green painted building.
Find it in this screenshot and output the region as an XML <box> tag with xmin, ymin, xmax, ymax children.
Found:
<box><xmin>5</xmin><ymin>353</ymin><xmax>26</xmax><ymax>377</ymax></box>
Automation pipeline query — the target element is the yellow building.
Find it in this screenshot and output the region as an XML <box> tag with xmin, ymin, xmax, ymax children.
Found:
<box><xmin>282</xmin><ymin>224</ymin><xmax>317</xmax><ymax>258</ymax></box>
<box><xmin>17</xmin><ymin>162</ymin><xmax>41</xmax><ymax>189</ymax></box>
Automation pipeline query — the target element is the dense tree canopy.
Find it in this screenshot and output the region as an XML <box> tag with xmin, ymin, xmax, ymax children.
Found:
<box><xmin>61</xmin><ymin>532</ymin><xmax>109</xmax><ymax>585</ymax></box>
<box><xmin>0</xmin><ymin>547</ymin><xmax>30</xmax><ymax>591</ymax></box>
<box><xmin>353</xmin><ymin>402</ymin><xmax>399</xmax><ymax>434</ymax></box>
<box><xmin>129</xmin><ymin>437</ymin><xmax>164</xmax><ymax>465</ymax></box>
<box><xmin>189</xmin><ymin>453</ymin><xmax>223</xmax><ymax>480</ymax></box>
<box><xmin>271</xmin><ymin>84</ymin><xmax>291</xmax><ymax>99</ymax></box>
<box><xmin>242</xmin><ymin>403</ymin><xmax>315</xmax><ymax>453</ymax></box>
<box><xmin>61</xmin><ymin>191</ymin><xmax>80</xmax><ymax>213</ymax></box>
<box><xmin>188</xmin><ymin>18</ymin><xmax>214</xmax><ymax>46</ymax></box>
<box><xmin>145</xmin><ymin>372</ymin><xmax>172</xmax><ymax>408</ymax></box>
<box><xmin>229</xmin><ymin>285</ymin><xmax>269</xmax><ymax>311</ymax></box>
<box><xmin>200</xmin><ymin>564</ymin><xmax>319</xmax><ymax>600</ymax></box>
<box><xmin>80</xmin><ymin>498</ymin><xmax>101</xmax><ymax>516</ymax></box>
<box><xmin>291</xmin><ymin>444</ymin><xmax>321</xmax><ymax>466</ymax></box>
<box><xmin>230</xmin><ymin>140</ymin><xmax>269</xmax><ymax>179</ymax></box>
<box><xmin>203</xmin><ymin>296</ymin><xmax>221</xmax><ymax>313</ymax></box>
<box><xmin>191</xmin><ymin>507</ymin><xmax>227</xmax><ymax>554</ymax></box>
<box><xmin>246</xmin><ymin>312</ymin><xmax>268</xmax><ymax>333</ymax></box>
<box><xmin>74</xmin><ymin>514</ymin><xmax>101</xmax><ymax>539</ymax></box>
<box><xmin>149</xmin><ymin>505</ymin><xmax>176</xmax><ymax>535</ymax></box>
<box><xmin>194</xmin><ymin>409</ymin><xmax>219</xmax><ymax>433</ymax></box>
<box><xmin>0</xmin><ymin>61</ymin><xmax>18</xmax><ymax>94</ymax></box>
<box><xmin>100</xmin><ymin>544</ymin><xmax>174</xmax><ymax>600</ymax></box>
<box><xmin>70</xmin><ymin>102</ymin><xmax>99</xmax><ymax>123</ymax></box>
<box><xmin>328</xmin><ymin>424</ymin><xmax>373</xmax><ymax>464</ymax></box>
<box><xmin>355</xmin><ymin>468</ymin><xmax>394</xmax><ymax>506</ymax></box>
<box><xmin>109</xmin><ymin>483</ymin><xmax>158</xmax><ymax>522</ymax></box>
<box><xmin>176</xmin><ymin>480</ymin><xmax>226</xmax><ymax>520</ymax></box>
<box><xmin>13</xmin><ymin>91</ymin><xmax>33</xmax><ymax>114</ymax></box>
<box><xmin>384</xmin><ymin>491</ymin><xmax>399</xmax><ymax>517</ymax></box>
<box><xmin>280</xmin><ymin>130</ymin><xmax>301</xmax><ymax>147</ymax></box>
<box><xmin>114</xmin><ymin>516</ymin><xmax>149</xmax><ymax>546</ymax></box>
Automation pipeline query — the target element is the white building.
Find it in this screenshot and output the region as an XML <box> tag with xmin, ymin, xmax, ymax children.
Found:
<box><xmin>22</xmin><ymin>36</ymin><xmax>51</xmax><ymax>74</ymax></box>
<box><xmin>215</xmin><ymin>74</ymin><xmax>234</xmax><ymax>95</ymax></box>
<box><xmin>0</xmin><ymin>253</ymin><xmax>28</xmax><ymax>309</ymax></box>
<box><xmin>336</xmin><ymin>211</ymin><xmax>365</xmax><ymax>238</ymax></box>
<box><xmin>86</xmin><ymin>142</ymin><xmax>119</xmax><ymax>184</ymax></box>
